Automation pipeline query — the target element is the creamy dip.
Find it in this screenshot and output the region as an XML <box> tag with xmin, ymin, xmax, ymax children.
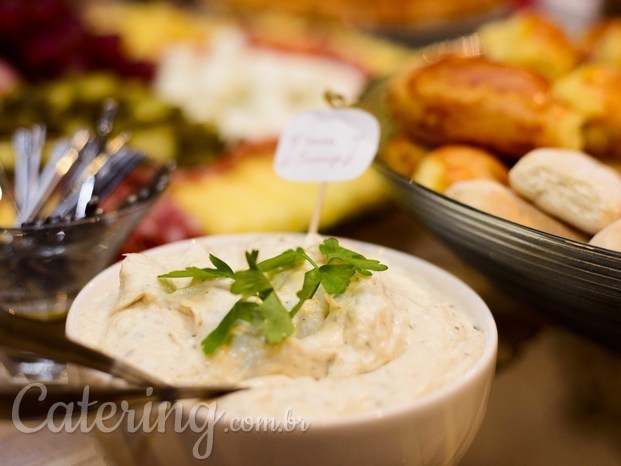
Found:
<box><xmin>78</xmin><ymin>234</ymin><xmax>484</xmax><ymax>418</ymax></box>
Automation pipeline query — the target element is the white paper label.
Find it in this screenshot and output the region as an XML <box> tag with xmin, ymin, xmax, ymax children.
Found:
<box><xmin>274</xmin><ymin>108</ymin><xmax>380</xmax><ymax>182</ymax></box>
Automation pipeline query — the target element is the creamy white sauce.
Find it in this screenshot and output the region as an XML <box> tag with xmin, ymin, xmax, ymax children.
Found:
<box><xmin>79</xmin><ymin>235</ymin><xmax>484</xmax><ymax>419</ymax></box>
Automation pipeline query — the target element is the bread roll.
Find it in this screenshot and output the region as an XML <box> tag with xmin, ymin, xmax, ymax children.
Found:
<box><xmin>388</xmin><ymin>56</ymin><xmax>583</xmax><ymax>158</ymax></box>
<box><xmin>209</xmin><ymin>0</ymin><xmax>506</xmax><ymax>26</ymax></box>
<box><xmin>589</xmin><ymin>218</ymin><xmax>621</xmax><ymax>252</ymax></box>
<box><xmin>478</xmin><ymin>11</ymin><xmax>580</xmax><ymax>81</ymax></box>
<box><xmin>582</xmin><ymin>19</ymin><xmax>621</xmax><ymax>70</ymax></box>
<box><xmin>412</xmin><ymin>144</ymin><xmax>508</xmax><ymax>193</ymax></box>
<box><xmin>446</xmin><ymin>179</ymin><xmax>587</xmax><ymax>241</ymax></box>
<box><xmin>380</xmin><ymin>133</ymin><xmax>428</xmax><ymax>177</ymax></box>
<box><xmin>552</xmin><ymin>64</ymin><xmax>621</xmax><ymax>159</ymax></box>
<box><xmin>509</xmin><ymin>148</ymin><xmax>621</xmax><ymax>234</ymax></box>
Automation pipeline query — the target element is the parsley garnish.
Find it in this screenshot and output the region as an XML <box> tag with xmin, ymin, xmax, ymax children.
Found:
<box><xmin>158</xmin><ymin>254</ymin><xmax>234</xmax><ymax>281</ymax></box>
<box><xmin>158</xmin><ymin>238</ymin><xmax>387</xmax><ymax>354</ymax></box>
<box><xmin>319</xmin><ymin>238</ymin><xmax>388</xmax><ymax>276</ymax></box>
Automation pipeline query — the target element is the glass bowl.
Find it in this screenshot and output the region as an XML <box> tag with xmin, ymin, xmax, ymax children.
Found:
<box><xmin>0</xmin><ymin>161</ymin><xmax>173</xmax><ymax>320</ymax></box>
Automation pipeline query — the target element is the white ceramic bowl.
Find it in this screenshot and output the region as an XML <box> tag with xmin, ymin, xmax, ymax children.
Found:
<box><xmin>67</xmin><ymin>233</ymin><xmax>497</xmax><ymax>466</ymax></box>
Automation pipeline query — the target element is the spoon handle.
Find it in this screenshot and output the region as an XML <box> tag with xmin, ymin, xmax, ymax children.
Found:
<box><xmin>0</xmin><ymin>311</ymin><xmax>157</xmax><ymax>386</ymax></box>
<box><xmin>0</xmin><ymin>383</ymin><xmax>236</xmax><ymax>420</ymax></box>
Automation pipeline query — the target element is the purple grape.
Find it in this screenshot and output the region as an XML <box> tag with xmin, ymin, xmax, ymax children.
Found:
<box><xmin>0</xmin><ymin>0</ymin><xmax>155</xmax><ymax>82</ymax></box>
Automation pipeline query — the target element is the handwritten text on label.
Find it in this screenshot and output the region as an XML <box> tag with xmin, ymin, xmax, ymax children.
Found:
<box><xmin>274</xmin><ymin>109</ymin><xmax>380</xmax><ymax>182</ymax></box>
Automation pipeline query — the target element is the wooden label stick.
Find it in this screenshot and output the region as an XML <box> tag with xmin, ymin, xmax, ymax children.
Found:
<box><xmin>274</xmin><ymin>97</ymin><xmax>379</xmax><ymax>235</ymax></box>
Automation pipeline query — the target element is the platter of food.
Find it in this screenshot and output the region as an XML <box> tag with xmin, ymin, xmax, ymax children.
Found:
<box><xmin>370</xmin><ymin>11</ymin><xmax>621</xmax><ymax>348</ymax></box>
<box><xmin>0</xmin><ymin>0</ymin><xmax>415</xmax><ymax>251</ymax></box>
<box><xmin>207</xmin><ymin>0</ymin><xmax>518</xmax><ymax>45</ymax></box>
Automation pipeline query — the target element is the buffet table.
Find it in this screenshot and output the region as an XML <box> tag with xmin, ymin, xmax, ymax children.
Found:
<box><xmin>1</xmin><ymin>205</ymin><xmax>619</xmax><ymax>465</ymax></box>
<box><xmin>2</xmin><ymin>1</ymin><xmax>621</xmax><ymax>463</ymax></box>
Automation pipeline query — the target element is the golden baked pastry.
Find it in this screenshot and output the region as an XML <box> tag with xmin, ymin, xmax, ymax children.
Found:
<box><xmin>478</xmin><ymin>11</ymin><xmax>580</xmax><ymax>81</ymax></box>
<box><xmin>210</xmin><ymin>0</ymin><xmax>507</xmax><ymax>26</ymax></box>
<box><xmin>387</xmin><ymin>56</ymin><xmax>583</xmax><ymax>158</ymax></box>
<box><xmin>83</xmin><ymin>1</ymin><xmax>225</xmax><ymax>61</ymax></box>
<box><xmin>380</xmin><ymin>133</ymin><xmax>428</xmax><ymax>177</ymax></box>
<box><xmin>412</xmin><ymin>144</ymin><xmax>508</xmax><ymax>193</ymax></box>
<box><xmin>582</xmin><ymin>19</ymin><xmax>621</xmax><ymax>70</ymax></box>
<box><xmin>553</xmin><ymin>64</ymin><xmax>621</xmax><ymax>159</ymax></box>
<box><xmin>83</xmin><ymin>1</ymin><xmax>414</xmax><ymax>80</ymax></box>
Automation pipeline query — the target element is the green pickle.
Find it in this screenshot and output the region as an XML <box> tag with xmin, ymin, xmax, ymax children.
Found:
<box><xmin>0</xmin><ymin>73</ymin><xmax>226</xmax><ymax>169</ymax></box>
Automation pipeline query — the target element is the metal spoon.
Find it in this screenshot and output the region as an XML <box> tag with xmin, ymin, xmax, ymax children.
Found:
<box><xmin>0</xmin><ymin>382</ymin><xmax>235</xmax><ymax>420</ymax></box>
<box><xmin>51</xmin><ymin>132</ymin><xmax>132</xmax><ymax>219</ymax></box>
<box><xmin>0</xmin><ymin>311</ymin><xmax>241</xmax><ymax>418</ymax></box>
<box><xmin>19</xmin><ymin>129</ymin><xmax>91</xmax><ymax>224</ymax></box>
<box><xmin>0</xmin><ymin>311</ymin><xmax>158</xmax><ymax>386</ymax></box>
<box><xmin>0</xmin><ymin>383</ymin><xmax>233</xmax><ymax>420</ymax></box>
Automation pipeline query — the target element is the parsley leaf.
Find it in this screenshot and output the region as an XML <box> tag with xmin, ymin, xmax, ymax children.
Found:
<box><xmin>202</xmin><ymin>300</ymin><xmax>260</xmax><ymax>354</ymax></box>
<box><xmin>205</xmin><ymin>251</ymin><xmax>294</xmax><ymax>350</ymax></box>
<box><xmin>258</xmin><ymin>248</ymin><xmax>306</xmax><ymax>272</ymax></box>
<box><xmin>231</xmin><ymin>269</ymin><xmax>272</xmax><ymax>299</ymax></box>
<box><xmin>290</xmin><ymin>268</ymin><xmax>321</xmax><ymax>317</ymax></box>
<box><xmin>257</xmin><ymin>291</ymin><xmax>294</xmax><ymax>344</ymax></box>
<box><xmin>245</xmin><ymin>250</ymin><xmax>259</xmax><ymax>269</ymax></box>
<box><xmin>231</xmin><ymin>251</ymin><xmax>272</xmax><ymax>299</ymax></box>
<box><xmin>319</xmin><ymin>238</ymin><xmax>388</xmax><ymax>276</ymax></box>
<box><xmin>208</xmin><ymin>255</ymin><xmax>235</xmax><ymax>277</ymax></box>
<box><xmin>319</xmin><ymin>263</ymin><xmax>356</xmax><ymax>295</ymax></box>
<box><xmin>158</xmin><ymin>254</ymin><xmax>234</xmax><ymax>280</ymax></box>
<box><xmin>161</xmin><ymin>238</ymin><xmax>387</xmax><ymax>355</ymax></box>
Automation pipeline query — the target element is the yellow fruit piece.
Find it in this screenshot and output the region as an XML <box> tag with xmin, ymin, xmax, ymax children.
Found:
<box><xmin>170</xmin><ymin>150</ymin><xmax>388</xmax><ymax>234</ymax></box>
<box><xmin>83</xmin><ymin>2</ymin><xmax>226</xmax><ymax>61</ymax></box>
<box><xmin>0</xmin><ymin>198</ymin><xmax>16</xmax><ymax>227</ymax></box>
<box><xmin>478</xmin><ymin>11</ymin><xmax>580</xmax><ymax>81</ymax></box>
<box><xmin>129</xmin><ymin>126</ymin><xmax>177</xmax><ymax>163</ymax></box>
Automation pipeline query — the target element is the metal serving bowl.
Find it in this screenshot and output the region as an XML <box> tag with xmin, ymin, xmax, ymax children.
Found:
<box><xmin>377</xmin><ymin>161</ymin><xmax>621</xmax><ymax>350</ymax></box>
